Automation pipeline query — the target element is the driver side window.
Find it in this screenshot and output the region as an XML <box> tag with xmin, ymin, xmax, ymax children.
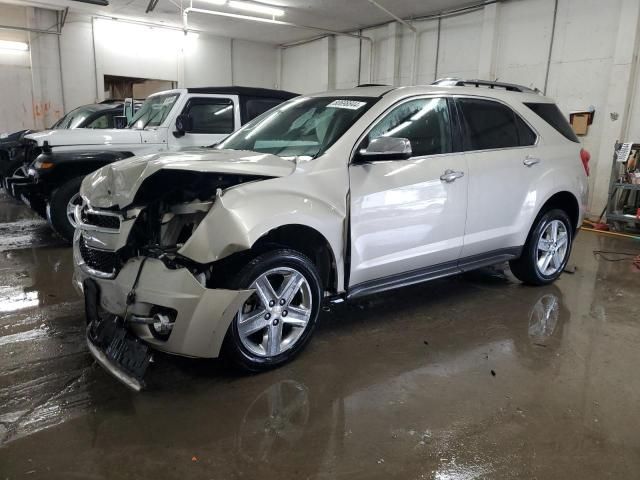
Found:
<box><xmin>365</xmin><ymin>97</ymin><xmax>452</xmax><ymax>157</ymax></box>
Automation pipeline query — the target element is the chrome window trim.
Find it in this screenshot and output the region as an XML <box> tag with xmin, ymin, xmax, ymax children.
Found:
<box><xmin>348</xmin><ymin>93</ymin><xmax>542</xmax><ymax>164</ymax></box>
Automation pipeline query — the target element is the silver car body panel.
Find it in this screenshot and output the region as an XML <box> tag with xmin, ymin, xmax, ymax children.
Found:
<box><xmin>75</xmin><ymin>84</ymin><xmax>588</xmax><ymax>360</ymax></box>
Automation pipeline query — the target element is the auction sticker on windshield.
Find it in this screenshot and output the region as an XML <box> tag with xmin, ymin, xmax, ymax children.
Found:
<box><xmin>326</xmin><ymin>100</ymin><xmax>367</xmax><ymax>110</ymax></box>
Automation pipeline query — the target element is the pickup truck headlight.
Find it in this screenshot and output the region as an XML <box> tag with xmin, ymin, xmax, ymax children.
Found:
<box><xmin>33</xmin><ymin>160</ymin><xmax>55</xmax><ymax>170</ymax></box>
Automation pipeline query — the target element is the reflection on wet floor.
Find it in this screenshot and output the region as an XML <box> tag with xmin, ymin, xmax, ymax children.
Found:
<box><xmin>0</xmin><ymin>190</ymin><xmax>639</xmax><ymax>479</ymax></box>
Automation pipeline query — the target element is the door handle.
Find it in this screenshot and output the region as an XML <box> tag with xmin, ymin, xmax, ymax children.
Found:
<box><xmin>523</xmin><ymin>156</ymin><xmax>541</xmax><ymax>167</ymax></box>
<box><xmin>440</xmin><ymin>169</ymin><xmax>464</xmax><ymax>183</ymax></box>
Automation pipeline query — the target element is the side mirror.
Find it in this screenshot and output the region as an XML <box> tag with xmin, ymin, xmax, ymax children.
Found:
<box><xmin>174</xmin><ymin>114</ymin><xmax>193</xmax><ymax>138</ymax></box>
<box><xmin>114</xmin><ymin>116</ymin><xmax>127</xmax><ymax>129</ymax></box>
<box><xmin>355</xmin><ymin>136</ymin><xmax>412</xmax><ymax>162</ymax></box>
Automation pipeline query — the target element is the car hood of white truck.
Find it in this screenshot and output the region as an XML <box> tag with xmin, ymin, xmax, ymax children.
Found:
<box><xmin>25</xmin><ymin>128</ymin><xmax>142</xmax><ymax>147</ymax></box>
<box><xmin>82</xmin><ymin>149</ymin><xmax>297</xmax><ymax>209</ymax></box>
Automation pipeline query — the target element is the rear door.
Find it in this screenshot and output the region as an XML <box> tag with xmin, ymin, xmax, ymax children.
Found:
<box><xmin>455</xmin><ymin>97</ymin><xmax>539</xmax><ymax>258</ymax></box>
<box><xmin>170</xmin><ymin>95</ymin><xmax>239</xmax><ymax>150</ymax></box>
<box><xmin>348</xmin><ymin>96</ymin><xmax>469</xmax><ymax>287</ymax></box>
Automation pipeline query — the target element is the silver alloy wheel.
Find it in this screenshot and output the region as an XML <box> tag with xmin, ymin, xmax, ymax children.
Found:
<box><xmin>237</xmin><ymin>267</ymin><xmax>313</xmax><ymax>358</ymax></box>
<box><xmin>66</xmin><ymin>192</ymin><xmax>81</xmax><ymax>228</ymax></box>
<box><xmin>536</xmin><ymin>220</ymin><xmax>569</xmax><ymax>276</ymax></box>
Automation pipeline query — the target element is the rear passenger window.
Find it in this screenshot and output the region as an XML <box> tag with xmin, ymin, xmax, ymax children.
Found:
<box><xmin>364</xmin><ymin>97</ymin><xmax>452</xmax><ymax>157</ymax></box>
<box><xmin>457</xmin><ymin>98</ymin><xmax>534</xmax><ymax>150</ymax></box>
<box><xmin>524</xmin><ymin>102</ymin><xmax>579</xmax><ymax>143</ymax></box>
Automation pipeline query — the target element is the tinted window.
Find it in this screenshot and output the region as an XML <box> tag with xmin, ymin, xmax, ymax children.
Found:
<box><xmin>458</xmin><ymin>98</ymin><xmax>523</xmax><ymax>150</ymax></box>
<box><xmin>185</xmin><ymin>99</ymin><xmax>234</xmax><ymax>134</ymax></box>
<box><xmin>85</xmin><ymin>111</ymin><xmax>115</xmax><ymax>129</ymax></box>
<box><xmin>218</xmin><ymin>96</ymin><xmax>376</xmax><ymax>158</ymax></box>
<box><xmin>364</xmin><ymin>97</ymin><xmax>452</xmax><ymax>157</ymax></box>
<box><xmin>245</xmin><ymin>98</ymin><xmax>285</xmax><ymax>122</ymax></box>
<box><xmin>524</xmin><ymin>102</ymin><xmax>579</xmax><ymax>143</ymax></box>
<box><xmin>515</xmin><ymin>114</ymin><xmax>536</xmax><ymax>146</ymax></box>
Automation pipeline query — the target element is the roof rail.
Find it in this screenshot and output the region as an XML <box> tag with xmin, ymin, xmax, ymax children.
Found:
<box><xmin>432</xmin><ymin>78</ymin><xmax>540</xmax><ymax>94</ymax></box>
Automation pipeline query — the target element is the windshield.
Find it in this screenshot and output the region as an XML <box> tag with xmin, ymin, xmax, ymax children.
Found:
<box><xmin>52</xmin><ymin>105</ymin><xmax>104</xmax><ymax>129</ymax></box>
<box><xmin>129</xmin><ymin>93</ymin><xmax>179</xmax><ymax>129</ymax></box>
<box><xmin>217</xmin><ymin>96</ymin><xmax>377</xmax><ymax>158</ymax></box>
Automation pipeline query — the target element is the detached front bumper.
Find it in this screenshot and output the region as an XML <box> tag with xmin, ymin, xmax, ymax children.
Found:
<box><xmin>74</xmin><ymin>239</ymin><xmax>253</xmax><ymax>360</ymax></box>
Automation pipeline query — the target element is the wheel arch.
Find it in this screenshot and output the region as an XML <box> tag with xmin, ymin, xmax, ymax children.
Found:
<box><xmin>536</xmin><ymin>190</ymin><xmax>580</xmax><ymax>233</ymax></box>
<box><xmin>252</xmin><ymin>224</ymin><xmax>339</xmax><ymax>294</ymax></box>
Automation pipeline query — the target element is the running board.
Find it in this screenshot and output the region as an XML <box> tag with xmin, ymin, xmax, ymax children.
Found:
<box><xmin>346</xmin><ymin>247</ymin><xmax>522</xmax><ymax>301</ymax></box>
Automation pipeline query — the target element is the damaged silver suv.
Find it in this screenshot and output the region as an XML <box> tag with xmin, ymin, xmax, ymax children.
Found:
<box><xmin>74</xmin><ymin>80</ymin><xmax>589</xmax><ymax>390</ymax></box>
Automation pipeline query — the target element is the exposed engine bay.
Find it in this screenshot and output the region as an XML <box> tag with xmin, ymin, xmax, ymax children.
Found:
<box><xmin>78</xmin><ymin>169</ymin><xmax>270</xmax><ymax>279</ymax></box>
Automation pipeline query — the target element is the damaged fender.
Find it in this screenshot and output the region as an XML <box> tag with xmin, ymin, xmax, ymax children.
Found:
<box><xmin>178</xmin><ymin>169</ymin><xmax>348</xmax><ymax>292</ymax></box>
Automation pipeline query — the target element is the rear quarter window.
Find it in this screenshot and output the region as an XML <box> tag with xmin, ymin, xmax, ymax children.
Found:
<box><xmin>524</xmin><ymin>102</ymin><xmax>579</xmax><ymax>143</ymax></box>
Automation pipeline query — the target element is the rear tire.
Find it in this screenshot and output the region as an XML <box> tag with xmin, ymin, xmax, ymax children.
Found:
<box><xmin>222</xmin><ymin>249</ymin><xmax>323</xmax><ymax>373</ymax></box>
<box><xmin>47</xmin><ymin>176</ymin><xmax>84</xmax><ymax>243</ymax></box>
<box><xmin>509</xmin><ymin>209</ymin><xmax>573</xmax><ymax>286</ymax></box>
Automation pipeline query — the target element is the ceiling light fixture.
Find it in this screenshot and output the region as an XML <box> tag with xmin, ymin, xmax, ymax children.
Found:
<box><xmin>196</xmin><ymin>0</ymin><xmax>227</xmax><ymax>5</ymax></box>
<box><xmin>0</xmin><ymin>40</ymin><xmax>29</xmax><ymax>51</ymax></box>
<box><xmin>228</xmin><ymin>1</ymin><xmax>284</xmax><ymax>17</ymax></box>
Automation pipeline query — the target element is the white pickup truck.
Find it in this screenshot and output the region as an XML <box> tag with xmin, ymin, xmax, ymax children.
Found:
<box><xmin>9</xmin><ymin>87</ymin><xmax>297</xmax><ymax>241</ymax></box>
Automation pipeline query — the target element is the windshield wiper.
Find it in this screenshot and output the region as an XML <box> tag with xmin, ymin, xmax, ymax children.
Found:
<box><xmin>139</xmin><ymin>108</ymin><xmax>163</xmax><ymax>130</ymax></box>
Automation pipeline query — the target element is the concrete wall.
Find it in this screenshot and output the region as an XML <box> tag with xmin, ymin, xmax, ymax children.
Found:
<box><xmin>278</xmin><ymin>0</ymin><xmax>640</xmax><ymax>215</ymax></box>
<box><xmin>0</xmin><ymin>8</ymin><xmax>280</xmax><ymax>133</ymax></box>
<box><xmin>0</xmin><ymin>4</ymin><xmax>33</xmax><ymax>133</ymax></box>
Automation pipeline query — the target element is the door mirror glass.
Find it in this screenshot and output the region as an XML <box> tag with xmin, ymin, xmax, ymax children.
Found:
<box><xmin>113</xmin><ymin>116</ymin><xmax>127</xmax><ymax>129</ymax></box>
<box><xmin>356</xmin><ymin>136</ymin><xmax>412</xmax><ymax>162</ymax></box>
<box><xmin>174</xmin><ymin>114</ymin><xmax>193</xmax><ymax>137</ymax></box>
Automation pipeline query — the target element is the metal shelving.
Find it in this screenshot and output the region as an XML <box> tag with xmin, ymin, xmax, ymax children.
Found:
<box><xmin>605</xmin><ymin>143</ymin><xmax>640</xmax><ymax>231</ymax></box>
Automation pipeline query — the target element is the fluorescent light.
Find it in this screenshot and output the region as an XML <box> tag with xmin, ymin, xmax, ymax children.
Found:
<box><xmin>0</xmin><ymin>40</ymin><xmax>29</xmax><ymax>52</ymax></box>
<box><xmin>197</xmin><ymin>0</ymin><xmax>227</xmax><ymax>5</ymax></box>
<box><xmin>228</xmin><ymin>1</ymin><xmax>284</xmax><ymax>17</ymax></box>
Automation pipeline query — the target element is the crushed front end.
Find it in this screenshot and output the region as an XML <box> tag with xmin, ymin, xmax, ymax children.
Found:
<box><xmin>74</xmin><ymin>167</ymin><xmax>263</xmax><ymax>390</ymax></box>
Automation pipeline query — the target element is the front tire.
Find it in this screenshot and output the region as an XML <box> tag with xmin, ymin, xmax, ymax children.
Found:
<box><xmin>47</xmin><ymin>176</ymin><xmax>84</xmax><ymax>243</ymax></box>
<box><xmin>509</xmin><ymin>209</ymin><xmax>573</xmax><ymax>286</ymax></box>
<box><xmin>222</xmin><ymin>249</ymin><xmax>323</xmax><ymax>372</ymax></box>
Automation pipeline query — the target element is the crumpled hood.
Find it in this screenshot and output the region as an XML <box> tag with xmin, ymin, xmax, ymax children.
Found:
<box><xmin>81</xmin><ymin>149</ymin><xmax>296</xmax><ymax>208</ymax></box>
<box><xmin>25</xmin><ymin>128</ymin><xmax>142</xmax><ymax>147</ymax></box>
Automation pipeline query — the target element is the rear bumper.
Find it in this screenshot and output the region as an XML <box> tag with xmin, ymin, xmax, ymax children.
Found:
<box><xmin>74</xmin><ymin>234</ymin><xmax>253</xmax><ymax>359</ymax></box>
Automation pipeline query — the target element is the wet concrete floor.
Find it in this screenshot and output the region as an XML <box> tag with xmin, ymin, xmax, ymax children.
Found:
<box><xmin>0</xmin><ymin>190</ymin><xmax>639</xmax><ymax>479</ymax></box>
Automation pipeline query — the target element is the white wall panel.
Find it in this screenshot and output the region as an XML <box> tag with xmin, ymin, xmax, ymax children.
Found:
<box><xmin>437</xmin><ymin>9</ymin><xmax>483</xmax><ymax>80</ymax></box>
<box><xmin>183</xmin><ymin>34</ymin><xmax>232</xmax><ymax>87</ymax></box>
<box><xmin>281</xmin><ymin>38</ymin><xmax>329</xmax><ymax>93</ymax></box>
<box><xmin>59</xmin><ymin>14</ymin><xmax>97</xmax><ymax>111</ymax></box>
<box><xmin>0</xmin><ymin>66</ymin><xmax>33</xmax><ymax>134</ymax></box>
<box><xmin>232</xmin><ymin>39</ymin><xmax>278</xmax><ymax>88</ymax></box>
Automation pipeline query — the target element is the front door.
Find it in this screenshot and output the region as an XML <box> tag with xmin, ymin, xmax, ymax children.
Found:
<box><xmin>348</xmin><ymin>97</ymin><xmax>468</xmax><ymax>287</ymax></box>
<box><xmin>169</xmin><ymin>95</ymin><xmax>238</xmax><ymax>150</ymax></box>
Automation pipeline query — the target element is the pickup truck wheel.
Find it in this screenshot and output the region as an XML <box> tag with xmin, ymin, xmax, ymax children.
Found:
<box><xmin>223</xmin><ymin>249</ymin><xmax>322</xmax><ymax>372</ymax></box>
<box><xmin>509</xmin><ymin>209</ymin><xmax>573</xmax><ymax>286</ymax></box>
<box><xmin>47</xmin><ymin>176</ymin><xmax>84</xmax><ymax>243</ymax></box>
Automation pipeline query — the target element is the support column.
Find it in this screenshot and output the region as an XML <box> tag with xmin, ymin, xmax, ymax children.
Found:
<box><xmin>327</xmin><ymin>35</ymin><xmax>336</xmax><ymax>90</ymax></box>
<box><xmin>478</xmin><ymin>2</ymin><xmax>499</xmax><ymax>80</ymax></box>
<box><xmin>590</xmin><ymin>0</ymin><xmax>640</xmax><ymax>214</ymax></box>
<box><xmin>27</xmin><ymin>7</ymin><xmax>65</xmax><ymax>128</ymax></box>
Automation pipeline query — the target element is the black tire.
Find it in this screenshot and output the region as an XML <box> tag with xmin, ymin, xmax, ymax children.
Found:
<box><xmin>47</xmin><ymin>176</ymin><xmax>84</xmax><ymax>243</ymax></box>
<box><xmin>222</xmin><ymin>248</ymin><xmax>323</xmax><ymax>372</ymax></box>
<box><xmin>509</xmin><ymin>209</ymin><xmax>573</xmax><ymax>286</ymax></box>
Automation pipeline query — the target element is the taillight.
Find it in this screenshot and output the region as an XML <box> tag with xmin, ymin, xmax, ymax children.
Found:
<box><xmin>580</xmin><ymin>148</ymin><xmax>590</xmax><ymax>176</ymax></box>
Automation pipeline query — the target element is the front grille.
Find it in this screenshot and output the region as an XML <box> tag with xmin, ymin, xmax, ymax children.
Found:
<box><xmin>23</xmin><ymin>139</ymin><xmax>41</xmax><ymax>164</ymax></box>
<box><xmin>81</xmin><ymin>208</ymin><xmax>120</xmax><ymax>230</ymax></box>
<box><xmin>79</xmin><ymin>236</ymin><xmax>119</xmax><ymax>275</ymax></box>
